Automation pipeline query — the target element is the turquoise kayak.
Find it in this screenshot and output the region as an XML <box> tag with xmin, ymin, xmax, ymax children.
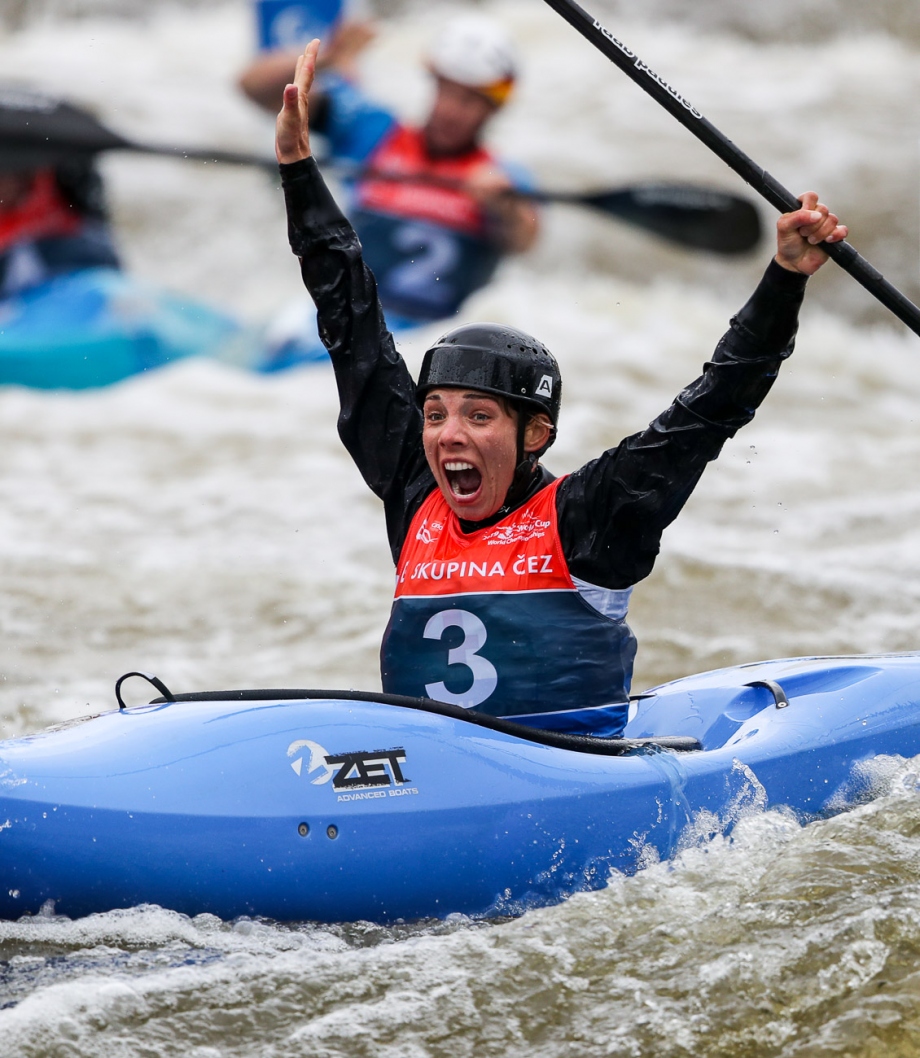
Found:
<box><xmin>0</xmin><ymin>652</ymin><xmax>918</xmax><ymax>923</ymax></box>
<box><xmin>0</xmin><ymin>268</ymin><xmax>242</xmax><ymax>389</ymax></box>
<box><xmin>0</xmin><ymin>269</ymin><xmax>416</xmax><ymax>388</ymax></box>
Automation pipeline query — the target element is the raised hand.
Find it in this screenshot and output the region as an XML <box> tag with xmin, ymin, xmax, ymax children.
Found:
<box><xmin>775</xmin><ymin>191</ymin><xmax>848</xmax><ymax>276</ymax></box>
<box><xmin>275</xmin><ymin>38</ymin><xmax>320</xmax><ymax>165</ymax></box>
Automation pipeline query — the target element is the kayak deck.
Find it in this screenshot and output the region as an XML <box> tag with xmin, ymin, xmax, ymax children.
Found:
<box><xmin>0</xmin><ymin>653</ymin><xmax>918</xmax><ymax>922</ymax></box>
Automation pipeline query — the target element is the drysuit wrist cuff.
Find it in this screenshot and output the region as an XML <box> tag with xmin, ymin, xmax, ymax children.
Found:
<box><xmin>280</xmin><ymin>156</ymin><xmax>350</xmax><ymax>255</ymax></box>
<box><xmin>763</xmin><ymin>256</ymin><xmax>810</xmax><ymax>294</ymax></box>
<box><xmin>729</xmin><ymin>258</ymin><xmax>808</xmax><ymax>355</ymax></box>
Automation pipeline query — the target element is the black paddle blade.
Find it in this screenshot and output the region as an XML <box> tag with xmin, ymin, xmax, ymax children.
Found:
<box><xmin>578</xmin><ymin>182</ymin><xmax>762</xmax><ymax>255</ymax></box>
<box><xmin>0</xmin><ymin>84</ymin><xmax>127</xmax><ymax>172</ymax></box>
<box><xmin>0</xmin><ymin>84</ymin><xmax>279</xmax><ymax>173</ymax></box>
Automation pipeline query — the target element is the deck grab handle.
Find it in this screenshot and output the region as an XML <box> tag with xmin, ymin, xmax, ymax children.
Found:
<box><xmin>745</xmin><ymin>679</ymin><xmax>790</xmax><ymax>709</ymax></box>
<box><xmin>115</xmin><ymin>671</ymin><xmax>175</xmax><ymax>711</ymax></box>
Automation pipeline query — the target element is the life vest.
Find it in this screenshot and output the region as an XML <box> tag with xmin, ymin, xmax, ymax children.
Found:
<box><xmin>380</xmin><ymin>479</ymin><xmax>638</xmax><ymax>738</ymax></box>
<box><xmin>357</xmin><ymin>125</ymin><xmax>494</xmax><ymax>236</ymax></box>
<box><xmin>350</xmin><ymin>126</ymin><xmax>503</xmax><ymax>321</ymax></box>
<box><xmin>0</xmin><ymin>171</ymin><xmax>82</xmax><ymax>254</ymax></box>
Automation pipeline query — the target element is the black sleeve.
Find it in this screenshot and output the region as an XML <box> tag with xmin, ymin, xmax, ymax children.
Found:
<box><xmin>280</xmin><ymin>157</ymin><xmax>433</xmax><ymax>562</ymax></box>
<box><xmin>557</xmin><ymin>258</ymin><xmax>809</xmax><ymax>589</ymax></box>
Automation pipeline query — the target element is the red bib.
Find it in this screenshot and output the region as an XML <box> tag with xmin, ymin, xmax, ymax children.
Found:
<box><xmin>382</xmin><ymin>480</ymin><xmax>638</xmax><ymax>737</ymax></box>
<box><xmin>357</xmin><ymin>126</ymin><xmax>494</xmax><ymax>237</ymax></box>
<box><xmin>395</xmin><ymin>480</ymin><xmax>574</xmax><ymax>599</ymax></box>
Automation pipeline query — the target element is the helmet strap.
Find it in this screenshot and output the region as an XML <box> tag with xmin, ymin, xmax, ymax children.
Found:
<box><xmin>515</xmin><ymin>407</ymin><xmax>528</xmax><ymax>464</ymax></box>
<box><xmin>498</xmin><ymin>410</ymin><xmax>539</xmax><ymax>514</ymax></box>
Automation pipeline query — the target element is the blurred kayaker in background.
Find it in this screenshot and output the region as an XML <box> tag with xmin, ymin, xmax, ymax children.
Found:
<box><xmin>276</xmin><ymin>40</ymin><xmax>848</xmax><ymax>739</ymax></box>
<box><xmin>0</xmin><ymin>158</ymin><xmax>120</xmax><ymax>299</ymax></box>
<box><xmin>241</xmin><ymin>12</ymin><xmax>537</xmax><ymax>349</ymax></box>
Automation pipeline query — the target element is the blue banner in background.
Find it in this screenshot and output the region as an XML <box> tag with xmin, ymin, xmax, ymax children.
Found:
<box><xmin>255</xmin><ymin>0</ymin><xmax>344</xmax><ymax>51</ymax></box>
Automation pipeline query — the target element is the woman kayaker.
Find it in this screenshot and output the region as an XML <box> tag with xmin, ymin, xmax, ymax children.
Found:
<box><xmin>276</xmin><ymin>40</ymin><xmax>847</xmax><ymax>738</ymax></box>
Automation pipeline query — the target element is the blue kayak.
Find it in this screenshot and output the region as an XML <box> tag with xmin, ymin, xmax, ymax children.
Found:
<box><xmin>0</xmin><ymin>268</ymin><xmax>242</xmax><ymax>389</ymax></box>
<box><xmin>0</xmin><ymin>270</ymin><xmax>361</xmax><ymax>387</ymax></box>
<box><xmin>1</xmin><ymin>652</ymin><xmax>918</xmax><ymax>923</ymax></box>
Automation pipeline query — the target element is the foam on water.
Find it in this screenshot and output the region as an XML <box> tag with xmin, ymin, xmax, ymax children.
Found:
<box><xmin>1</xmin><ymin>0</ymin><xmax>920</xmax><ymax>1051</ymax></box>
<box><xmin>2</xmin><ymin>757</ymin><xmax>920</xmax><ymax>1056</ymax></box>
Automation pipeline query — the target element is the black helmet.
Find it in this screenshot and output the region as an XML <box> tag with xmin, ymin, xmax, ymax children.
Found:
<box><xmin>417</xmin><ymin>323</ymin><xmax>562</xmax><ymax>429</ymax></box>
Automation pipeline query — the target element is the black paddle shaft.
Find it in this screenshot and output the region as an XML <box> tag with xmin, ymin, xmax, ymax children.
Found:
<box><xmin>541</xmin><ymin>0</ymin><xmax>920</xmax><ymax>336</ymax></box>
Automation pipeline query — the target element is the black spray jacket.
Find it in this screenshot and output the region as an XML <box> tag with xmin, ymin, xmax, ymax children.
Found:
<box><xmin>281</xmin><ymin>156</ymin><xmax>807</xmax><ymax>595</ymax></box>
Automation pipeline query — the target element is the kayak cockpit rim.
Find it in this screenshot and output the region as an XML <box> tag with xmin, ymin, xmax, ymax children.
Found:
<box><xmin>137</xmin><ymin>685</ymin><xmax>701</xmax><ymax>757</ymax></box>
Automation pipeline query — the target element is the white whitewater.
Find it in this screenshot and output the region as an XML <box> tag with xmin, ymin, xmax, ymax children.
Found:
<box><xmin>0</xmin><ymin>1</ymin><xmax>919</xmax><ymax>1054</ymax></box>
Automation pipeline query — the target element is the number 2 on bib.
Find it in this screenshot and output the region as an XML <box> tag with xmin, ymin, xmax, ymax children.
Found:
<box><xmin>386</xmin><ymin>223</ymin><xmax>459</xmax><ymax>307</ymax></box>
<box><xmin>423</xmin><ymin>609</ymin><xmax>498</xmax><ymax>708</ymax></box>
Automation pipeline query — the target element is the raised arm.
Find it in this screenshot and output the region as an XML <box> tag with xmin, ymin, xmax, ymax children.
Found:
<box><xmin>557</xmin><ymin>194</ymin><xmax>846</xmax><ymax>590</ymax></box>
<box><xmin>277</xmin><ymin>42</ymin><xmax>432</xmax><ymax>560</ymax></box>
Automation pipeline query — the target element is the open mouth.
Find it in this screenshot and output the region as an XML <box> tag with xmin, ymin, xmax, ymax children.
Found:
<box><xmin>444</xmin><ymin>461</ymin><xmax>482</xmax><ymax>498</ymax></box>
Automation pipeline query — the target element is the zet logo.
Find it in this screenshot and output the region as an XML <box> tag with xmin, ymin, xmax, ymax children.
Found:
<box><xmin>324</xmin><ymin>748</ymin><xmax>409</xmax><ymax>790</ymax></box>
<box><xmin>287</xmin><ymin>739</ymin><xmax>413</xmax><ymax>794</ymax></box>
<box><xmin>535</xmin><ymin>374</ymin><xmax>554</xmax><ymax>399</ymax></box>
<box><xmin>287</xmin><ymin>739</ymin><xmax>336</xmax><ymax>785</ymax></box>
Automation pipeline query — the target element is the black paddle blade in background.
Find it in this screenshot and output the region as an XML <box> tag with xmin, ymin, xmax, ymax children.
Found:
<box><xmin>0</xmin><ymin>84</ymin><xmax>127</xmax><ymax>171</ymax></box>
<box><xmin>0</xmin><ymin>84</ymin><xmax>279</xmax><ymax>173</ymax></box>
<box><xmin>578</xmin><ymin>182</ymin><xmax>762</xmax><ymax>254</ymax></box>
<box><xmin>0</xmin><ymin>83</ymin><xmax>762</xmax><ymax>256</ymax></box>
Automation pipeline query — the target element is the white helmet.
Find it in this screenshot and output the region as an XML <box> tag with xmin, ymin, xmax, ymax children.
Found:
<box><xmin>428</xmin><ymin>14</ymin><xmax>518</xmax><ymax>105</ymax></box>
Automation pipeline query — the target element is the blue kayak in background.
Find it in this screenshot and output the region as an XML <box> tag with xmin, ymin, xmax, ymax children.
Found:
<box><xmin>0</xmin><ymin>268</ymin><xmax>242</xmax><ymax>389</ymax></box>
<box><xmin>0</xmin><ymin>270</ymin><xmax>362</xmax><ymax>388</ymax></box>
<box><xmin>0</xmin><ymin>652</ymin><xmax>918</xmax><ymax>923</ymax></box>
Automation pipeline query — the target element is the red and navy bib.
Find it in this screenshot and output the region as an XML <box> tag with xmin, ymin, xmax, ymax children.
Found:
<box><xmin>380</xmin><ymin>480</ymin><xmax>637</xmax><ymax>737</ymax></box>
<box><xmin>352</xmin><ymin>127</ymin><xmax>502</xmax><ymax>320</ymax></box>
<box><xmin>357</xmin><ymin>125</ymin><xmax>494</xmax><ymax>236</ymax></box>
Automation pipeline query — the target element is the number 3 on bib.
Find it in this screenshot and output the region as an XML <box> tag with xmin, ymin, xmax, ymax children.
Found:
<box><xmin>423</xmin><ymin>609</ymin><xmax>498</xmax><ymax>708</ymax></box>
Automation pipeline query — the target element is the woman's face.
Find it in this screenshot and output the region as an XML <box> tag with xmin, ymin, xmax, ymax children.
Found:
<box><xmin>422</xmin><ymin>388</ymin><xmax>550</xmax><ymax>521</ymax></box>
